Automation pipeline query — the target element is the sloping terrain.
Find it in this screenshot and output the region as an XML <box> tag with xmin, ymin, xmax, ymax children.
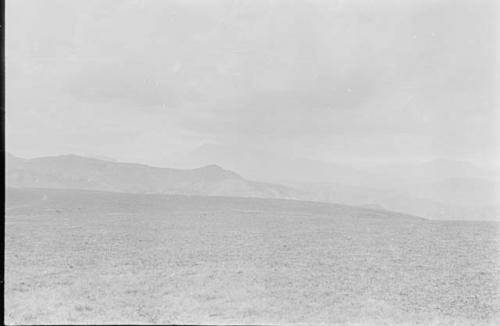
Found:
<box><xmin>5</xmin><ymin>187</ymin><xmax>420</xmax><ymax>220</ymax></box>
<box><xmin>396</xmin><ymin>177</ymin><xmax>499</xmax><ymax>207</ymax></box>
<box><xmin>298</xmin><ymin>181</ymin><xmax>499</xmax><ymax>221</ymax></box>
<box><xmin>177</xmin><ymin>145</ymin><xmax>500</xmax><ymax>220</ymax></box>
<box><xmin>6</xmin><ymin>153</ymin><xmax>499</xmax><ymax>221</ymax></box>
<box><xmin>6</xmin><ymin>154</ymin><xmax>302</xmax><ymax>199</ymax></box>
<box><xmin>5</xmin><ymin>188</ymin><xmax>500</xmax><ymax>325</ymax></box>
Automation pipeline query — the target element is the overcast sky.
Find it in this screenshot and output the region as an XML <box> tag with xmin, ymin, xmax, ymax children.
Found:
<box><xmin>6</xmin><ymin>0</ymin><xmax>499</xmax><ymax>168</ymax></box>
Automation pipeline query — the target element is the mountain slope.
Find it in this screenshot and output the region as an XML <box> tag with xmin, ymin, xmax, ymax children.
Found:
<box><xmin>6</xmin><ymin>153</ymin><xmax>498</xmax><ymax>220</ymax></box>
<box><xmin>5</xmin><ymin>154</ymin><xmax>303</xmax><ymax>199</ymax></box>
<box><xmin>297</xmin><ymin>180</ymin><xmax>499</xmax><ymax>221</ymax></box>
<box><xmin>177</xmin><ymin>144</ymin><xmax>496</xmax><ymax>188</ymax></box>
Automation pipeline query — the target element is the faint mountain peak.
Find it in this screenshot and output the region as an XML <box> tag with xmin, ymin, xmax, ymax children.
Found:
<box><xmin>193</xmin><ymin>164</ymin><xmax>243</xmax><ymax>180</ymax></box>
<box><xmin>7</xmin><ymin>153</ymin><xmax>285</xmax><ymax>198</ymax></box>
<box><xmin>197</xmin><ymin>163</ymin><xmax>225</xmax><ymax>170</ymax></box>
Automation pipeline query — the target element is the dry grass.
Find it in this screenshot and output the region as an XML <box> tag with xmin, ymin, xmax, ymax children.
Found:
<box><xmin>5</xmin><ymin>188</ymin><xmax>500</xmax><ymax>325</ymax></box>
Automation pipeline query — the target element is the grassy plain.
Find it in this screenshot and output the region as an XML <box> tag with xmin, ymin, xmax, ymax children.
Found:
<box><xmin>5</xmin><ymin>188</ymin><xmax>500</xmax><ymax>325</ymax></box>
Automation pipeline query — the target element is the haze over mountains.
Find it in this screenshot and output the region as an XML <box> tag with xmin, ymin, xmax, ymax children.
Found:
<box><xmin>6</xmin><ymin>0</ymin><xmax>498</xmax><ymax>222</ymax></box>
<box><xmin>176</xmin><ymin>143</ymin><xmax>494</xmax><ymax>187</ymax></box>
<box><xmin>6</xmin><ymin>152</ymin><xmax>499</xmax><ymax>221</ymax></box>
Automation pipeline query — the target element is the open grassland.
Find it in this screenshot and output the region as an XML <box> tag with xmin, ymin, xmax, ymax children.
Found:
<box><xmin>5</xmin><ymin>188</ymin><xmax>500</xmax><ymax>325</ymax></box>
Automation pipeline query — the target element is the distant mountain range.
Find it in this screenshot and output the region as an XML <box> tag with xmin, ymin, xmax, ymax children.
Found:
<box><xmin>5</xmin><ymin>153</ymin><xmax>303</xmax><ymax>200</ymax></box>
<box><xmin>5</xmin><ymin>152</ymin><xmax>499</xmax><ymax>221</ymax></box>
<box><xmin>172</xmin><ymin>143</ymin><xmax>499</xmax><ymax>220</ymax></box>
<box><xmin>174</xmin><ymin>143</ymin><xmax>494</xmax><ymax>187</ymax></box>
<box><xmin>298</xmin><ymin>180</ymin><xmax>498</xmax><ymax>222</ymax></box>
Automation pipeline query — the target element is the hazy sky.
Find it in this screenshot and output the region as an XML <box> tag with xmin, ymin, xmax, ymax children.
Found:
<box><xmin>6</xmin><ymin>0</ymin><xmax>499</xmax><ymax>168</ymax></box>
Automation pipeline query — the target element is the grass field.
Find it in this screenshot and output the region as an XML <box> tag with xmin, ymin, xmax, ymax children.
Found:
<box><xmin>5</xmin><ymin>188</ymin><xmax>500</xmax><ymax>325</ymax></box>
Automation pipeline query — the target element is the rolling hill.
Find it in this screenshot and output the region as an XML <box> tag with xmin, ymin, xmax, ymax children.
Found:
<box><xmin>5</xmin><ymin>153</ymin><xmax>303</xmax><ymax>200</ymax></box>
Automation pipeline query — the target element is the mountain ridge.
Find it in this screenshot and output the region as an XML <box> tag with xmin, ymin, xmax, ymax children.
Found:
<box><xmin>5</xmin><ymin>153</ymin><xmax>302</xmax><ymax>199</ymax></box>
<box><xmin>5</xmin><ymin>152</ymin><xmax>498</xmax><ymax>221</ymax></box>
